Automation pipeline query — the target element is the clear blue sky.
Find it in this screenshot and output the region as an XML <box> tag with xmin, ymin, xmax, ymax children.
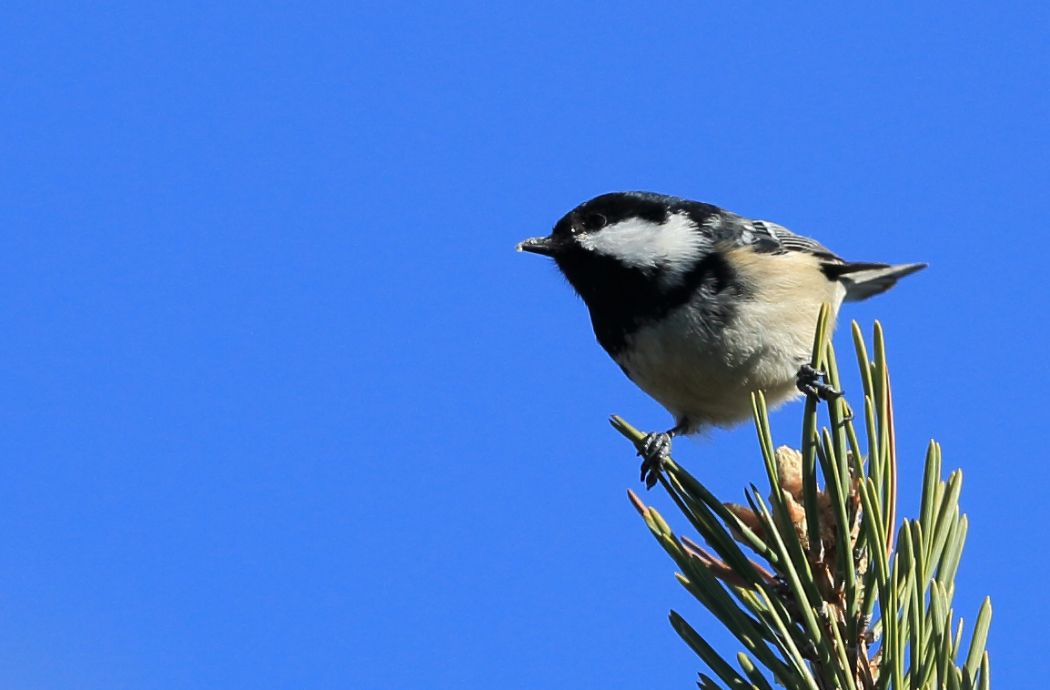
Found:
<box><xmin>1</xmin><ymin>3</ymin><xmax>1047</xmax><ymax>688</ymax></box>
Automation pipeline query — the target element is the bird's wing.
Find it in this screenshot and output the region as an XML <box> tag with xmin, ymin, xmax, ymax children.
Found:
<box><xmin>677</xmin><ymin>200</ymin><xmax>843</xmax><ymax>262</ymax></box>
<box><xmin>746</xmin><ymin>219</ymin><xmax>842</xmax><ymax>261</ymax></box>
<box><xmin>736</xmin><ymin>215</ymin><xmax>927</xmax><ymax>298</ymax></box>
<box><xmin>751</xmin><ymin>221</ymin><xmax>839</xmax><ymax>259</ymax></box>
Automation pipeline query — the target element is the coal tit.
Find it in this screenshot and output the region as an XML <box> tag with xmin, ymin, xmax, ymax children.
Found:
<box><xmin>517</xmin><ymin>191</ymin><xmax>925</xmax><ymax>487</ymax></box>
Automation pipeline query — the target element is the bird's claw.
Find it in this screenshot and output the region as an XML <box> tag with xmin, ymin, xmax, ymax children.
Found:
<box><xmin>796</xmin><ymin>364</ymin><xmax>842</xmax><ymax>401</ymax></box>
<box><xmin>638</xmin><ymin>432</ymin><xmax>672</xmax><ymax>489</ymax></box>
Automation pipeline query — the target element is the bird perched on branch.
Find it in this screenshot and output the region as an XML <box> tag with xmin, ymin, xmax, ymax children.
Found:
<box><xmin>517</xmin><ymin>192</ymin><xmax>925</xmax><ymax>488</ymax></box>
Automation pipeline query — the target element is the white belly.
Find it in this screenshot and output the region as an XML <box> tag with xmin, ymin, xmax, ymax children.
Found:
<box><xmin>615</xmin><ymin>249</ymin><xmax>846</xmax><ymax>432</ymax></box>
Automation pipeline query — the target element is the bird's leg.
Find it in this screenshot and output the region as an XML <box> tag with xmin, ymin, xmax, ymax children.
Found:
<box><xmin>796</xmin><ymin>363</ymin><xmax>842</xmax><ymax>401</ymax></box>
<box><xmin>638</xmin><ymin>433</ymin><xmax>671</xmax><ymax>489</ymax></box>
<box><xmin>639</xmin><ymin>421</ymin><xmax>687</xmax><ymax>490</ymax></box>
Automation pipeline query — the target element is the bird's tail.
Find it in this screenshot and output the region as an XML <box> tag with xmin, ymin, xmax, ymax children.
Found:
<box><xmin>825</xmin><ymin>261</ymin><xmax>928</xmax><ymax>302</ymax></box>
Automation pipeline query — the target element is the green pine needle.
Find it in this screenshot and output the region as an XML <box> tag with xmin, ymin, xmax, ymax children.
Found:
<box><xmin>615</xmin><ymin>315</ymin><xmax>990</xmax><ymax>689</ymax></box>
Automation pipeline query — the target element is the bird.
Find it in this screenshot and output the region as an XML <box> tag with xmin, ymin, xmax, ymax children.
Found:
<box><xmin>517</xmin><ymin>191</ymin><xmax>925</xmax><ymax>488</ymax></box>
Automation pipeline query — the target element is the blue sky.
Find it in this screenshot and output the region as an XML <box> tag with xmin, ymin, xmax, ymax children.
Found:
<box><xmin>2</xmin><ymin>3</ymin><xmax>1047</xmax><ymax>688</ymax></box>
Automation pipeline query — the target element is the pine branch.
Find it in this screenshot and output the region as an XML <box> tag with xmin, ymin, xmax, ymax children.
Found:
<box><xmin>612</xmin><ymin>310</ymin><xmax>991</xmax><ymax>690</ymax></box>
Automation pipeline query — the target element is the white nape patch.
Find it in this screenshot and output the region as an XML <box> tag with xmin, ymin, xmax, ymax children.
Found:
<box><xmin>577</xmin><ymin>212</ymin><xmax>708</xmax><ymax>280</ymax></box>
<box><xmin>702</xmin><ymin>214</ymin><xmax>724</xmax><ymax>231</ymax></box>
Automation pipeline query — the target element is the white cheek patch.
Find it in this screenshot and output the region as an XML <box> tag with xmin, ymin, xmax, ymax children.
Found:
<box><xmin>577</xmin><ymin>213</ymin><xmax>709</xmax><ymax>281</ymax></box>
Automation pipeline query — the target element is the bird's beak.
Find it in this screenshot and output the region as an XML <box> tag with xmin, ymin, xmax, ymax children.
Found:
<box><xmin>516</xmin><ymin>235</ymin><xmax>557</xmax><ymax>256</ymax></box>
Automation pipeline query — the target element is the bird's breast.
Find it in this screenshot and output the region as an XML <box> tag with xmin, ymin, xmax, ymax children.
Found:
<box><xmin>615</xmin><ymin>304</ymin><xmax>784</xmax><ymax>430</ymax></box>
<box><xmin>614</xmin><ymin>249</ymin><xmax>847</xmax><ymax>432</ymax></box>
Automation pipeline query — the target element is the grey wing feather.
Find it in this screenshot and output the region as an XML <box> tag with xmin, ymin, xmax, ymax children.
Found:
<box><xmin>681</xmin><ymin>202</ymin><xmax>927</xmax><ymax>301</ymax></box>
<box><xmin>751</xmin><ymin>218</ymin><xmax>928</xmax><ymax>300</ymax></box>
<box><xmin>749</xmin><ymin>219</ymin><xmax>842</xmax><ymax>260</ymax></box>
<box><xmin>691</xmin><ymin>206</ymin><xmax>841</xmax><ymax>260</ymax></box>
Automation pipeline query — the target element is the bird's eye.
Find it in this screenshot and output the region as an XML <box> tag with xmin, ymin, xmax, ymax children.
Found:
<box><xmin>581</xmin><ymin>213</ymin><xmax>607</xmax><ymax>231</ymax></box>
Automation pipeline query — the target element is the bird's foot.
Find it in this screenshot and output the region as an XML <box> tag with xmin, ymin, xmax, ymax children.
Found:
<box><xmin>638</xmin><ymin>432</ymin><xmax>673</xmax><ymax>490</ymax></box>
<box><xmin>796</xmin><ymin>363</ymin><xmax>842</xmax><ymax>401</ymax></box>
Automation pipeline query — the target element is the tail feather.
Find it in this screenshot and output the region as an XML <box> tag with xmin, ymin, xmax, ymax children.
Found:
<box><xmin>824</xmin><ymin>261</ymin><xmax>928</xmax><ymax>302</ymax></box>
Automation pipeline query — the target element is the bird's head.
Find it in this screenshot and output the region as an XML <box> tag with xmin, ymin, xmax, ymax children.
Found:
<box><xmin>517</xmin><ymin>192</ymin><xmax>714</xmax><ymax>300</ymax></box>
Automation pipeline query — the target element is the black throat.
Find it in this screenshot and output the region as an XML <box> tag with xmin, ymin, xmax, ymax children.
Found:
<box><xmin>554</xmin><ymin>247</ymin><xmax>740</xmax><ymax>356</ymax></box>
